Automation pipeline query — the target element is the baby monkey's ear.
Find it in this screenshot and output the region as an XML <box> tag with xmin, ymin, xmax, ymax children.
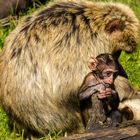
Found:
<box><xmin>88</xmin><ymin>57</ymin><xmax>98</xmax><ymax>71</ymax></box>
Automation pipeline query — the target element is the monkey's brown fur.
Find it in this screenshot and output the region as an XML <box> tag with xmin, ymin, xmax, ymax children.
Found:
<box><xmin>0</xmin><ymin>0</ymin><xmax>139</xmax><ymax>137</ymax></box>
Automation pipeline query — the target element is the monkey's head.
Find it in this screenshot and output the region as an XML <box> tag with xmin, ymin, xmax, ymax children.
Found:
<box><xmin>89</xmin><ymin>3</ymin><xmax>140</xmax><ymax>55</ymax></box>
<box><xmin>105</xmin><ymin>18</ymin><xmax>139</xmax><ymax>54</ymax></box>
<box><xmin>105</xmin><ymin>4</ymin><xmax>140</xmax><ymax>54</ymax></box>
<box><xmin>88</xmin><ymin>54</ymin><xmax>118</xmax><ymax>86</ymax></box>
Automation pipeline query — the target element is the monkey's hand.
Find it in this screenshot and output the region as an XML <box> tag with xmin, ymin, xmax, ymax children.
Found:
<box><xmin>97</xmin><ymin>88</ymin><xmax>113</xmax><ymax>100</ymax></box>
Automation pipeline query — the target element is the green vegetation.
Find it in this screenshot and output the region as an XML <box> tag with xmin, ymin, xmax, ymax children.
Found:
<box><xmin>0</xmin><ymin>0</ymin><xmax>140</xmax><ymax>139</ymax></box>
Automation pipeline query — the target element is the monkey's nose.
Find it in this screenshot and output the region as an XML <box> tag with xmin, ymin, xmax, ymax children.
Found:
<box><xmin>104</xmin><ymin>83</ymin><xmax>110</xmax><ymax>88</ymax></box>
<box><xmin>108</xmin><ymin>77</ymin><xmax>114</xmax><ymax>84</ymax></box>
<box><xmin>109</xmin><ymin>80</ymin><xmax>113</xmax><ymax>84</ymax></box>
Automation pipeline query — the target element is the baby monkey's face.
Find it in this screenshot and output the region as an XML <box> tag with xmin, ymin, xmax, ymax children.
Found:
<box><xmin>95</xmin><ymin>64</ymin><xmax>118</xmax><ymax>86</ymax></box>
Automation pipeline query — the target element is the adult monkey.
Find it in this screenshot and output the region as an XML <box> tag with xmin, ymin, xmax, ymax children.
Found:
<box><xmin>0</xmin><ymin>0</ymin><xmax>139</xmax><ymax>138</ymax></box>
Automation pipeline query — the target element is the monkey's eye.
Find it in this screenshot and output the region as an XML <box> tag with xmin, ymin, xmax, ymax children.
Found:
<box><xmin>102</xmin><ymin>71</ymin><xmax>113</xmax><ymax>77</ymax></box>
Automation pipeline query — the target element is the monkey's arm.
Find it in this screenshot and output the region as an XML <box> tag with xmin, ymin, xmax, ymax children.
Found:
<box><xmin>79</xmin><ymin>84</ymin><xmax>105</xmax><ymax>101</ymax></box>
<box><xmin>79</xmin><ymin>72</ymin><xmax>105</xmax><ymax>100</ymax></box>
<box><xmin>79</xmin><ymin>86</ymin><xmax>98</xmax><ymax>101</ymax></box>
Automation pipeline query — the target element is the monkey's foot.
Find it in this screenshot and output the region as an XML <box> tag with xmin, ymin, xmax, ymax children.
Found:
<box><xmin>104</xmin><ymin>117</ymin><xmax>112</xmax><ymax>126</ymax></box>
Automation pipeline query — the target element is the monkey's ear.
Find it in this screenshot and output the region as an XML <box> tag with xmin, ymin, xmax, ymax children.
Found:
<box><xmin>105</xmin><ymin>19</ymin><xmax>125</xmax><ymax>33</ymax></box>
<box><xmin>88</xmin><ymin>57</ymin><xmax>98</xmax><ymax>70</ymax></box>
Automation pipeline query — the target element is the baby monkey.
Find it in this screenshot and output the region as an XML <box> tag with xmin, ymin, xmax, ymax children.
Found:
<box><xmin>78</xmin><ymin>54</ymin><xmax>122</xmax><ymax>131</ymax></box>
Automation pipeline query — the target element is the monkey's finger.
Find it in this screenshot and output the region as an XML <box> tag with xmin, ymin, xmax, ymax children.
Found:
<box><xmin>105</xmin><ymin>88</ymin><xmax>112</xmax><ymax>92</ymax></box>
<box><xmin>97</xmin><ymin>93</ymin><xmax>107</xmax><ymax>99</ymax></box>
<box><xmin>105</xmin><ymin>92</ymin><xmax>112</xmax><ymax>95</ymax></box>
<box><xmin>100</xmin><ymin>90</ymin><xmax>112</xmax><ymax>96</ymax></box>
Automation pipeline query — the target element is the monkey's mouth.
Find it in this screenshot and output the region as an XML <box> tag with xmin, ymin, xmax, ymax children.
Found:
<box><xmin>125</xmin><ymin>38</ymin><xmax>137</xmax><ymax>53</ymax></box>
<box><xmin>104</xmin><ymin>83</ymin><xmax>112</xmax><ymax>88</ymax></box>
<box><xmin>113</xmin><ymin>43</ymin><xmax>136</xmax><ymax>58</ymax></box>
<box><xmin>125</xmin><ymin>44</ymin><xmax>136</xmax><ymax>54</ymax></box>
<box><xmin>125</xmin><ymin>47</ymin><xmax>135</xmax><ymax>54</ymax></box>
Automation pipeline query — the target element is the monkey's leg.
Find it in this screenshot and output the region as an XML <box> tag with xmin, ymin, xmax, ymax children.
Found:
<box><xmin>86</xmin><ymin>94</ymin><xmax>109</xmax><ymax>131</ymax></box>
<box><xmin>109</xmin><ymin>110</ymin><xmax>122</xmax><ymax>127</ymax></box>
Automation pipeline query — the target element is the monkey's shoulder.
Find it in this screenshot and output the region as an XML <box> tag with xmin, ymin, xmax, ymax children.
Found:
<box><xmin>83</xmin><ymin>72</ymin><xmax>99</xmax><ymax>86</ymax></box>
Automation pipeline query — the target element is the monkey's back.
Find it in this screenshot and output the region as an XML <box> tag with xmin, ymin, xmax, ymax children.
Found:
<box><xmin>0</xmin><ymin>0</ymin><xmax>139</xmax><ymax>136</ymax></box>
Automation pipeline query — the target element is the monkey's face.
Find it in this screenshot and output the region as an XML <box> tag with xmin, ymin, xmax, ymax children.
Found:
<box><xmin>108</xmin><ymin>30</ymin><xmax>138</xmax><ymax>53</ymax></box>
<box><xmin>104</xmin><ymin>18</ymin><xmax>139</xmax><ymax>54</ymax></box>
<box><xmin>96</xmin><ymin>64</ymin><xmax>118</xmax><ymax>86</ymax></box>
<box><xmin>101</xmin><ymin>68</ymin><xmax>118</xmax><ymax>86</ymax></box>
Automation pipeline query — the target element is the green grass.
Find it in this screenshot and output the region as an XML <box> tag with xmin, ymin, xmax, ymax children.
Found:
<box><xmin>0</xmin><ymin>0</ymin><xmax>140</xmax><ymax>139</ymax></box>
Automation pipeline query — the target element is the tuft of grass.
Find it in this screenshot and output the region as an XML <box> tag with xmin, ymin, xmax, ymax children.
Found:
<box><xmin>0</xmin><ymin>108</ymin><xmax>24</xmax><ymax>140</ymax></box>
<box><xmin>0</xmin><ymin>18</ymin><xmax>17</xmax><ymax>49</ymax></box>
<box><xmin>0</xmin><ymin>0</ymin><xmax>140</xmax><ymax>139</ymax></box>
<box><xmin>119</xmin><ymin>45</ymin><xmax>140</xmax><ymax>89</ymax></box>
